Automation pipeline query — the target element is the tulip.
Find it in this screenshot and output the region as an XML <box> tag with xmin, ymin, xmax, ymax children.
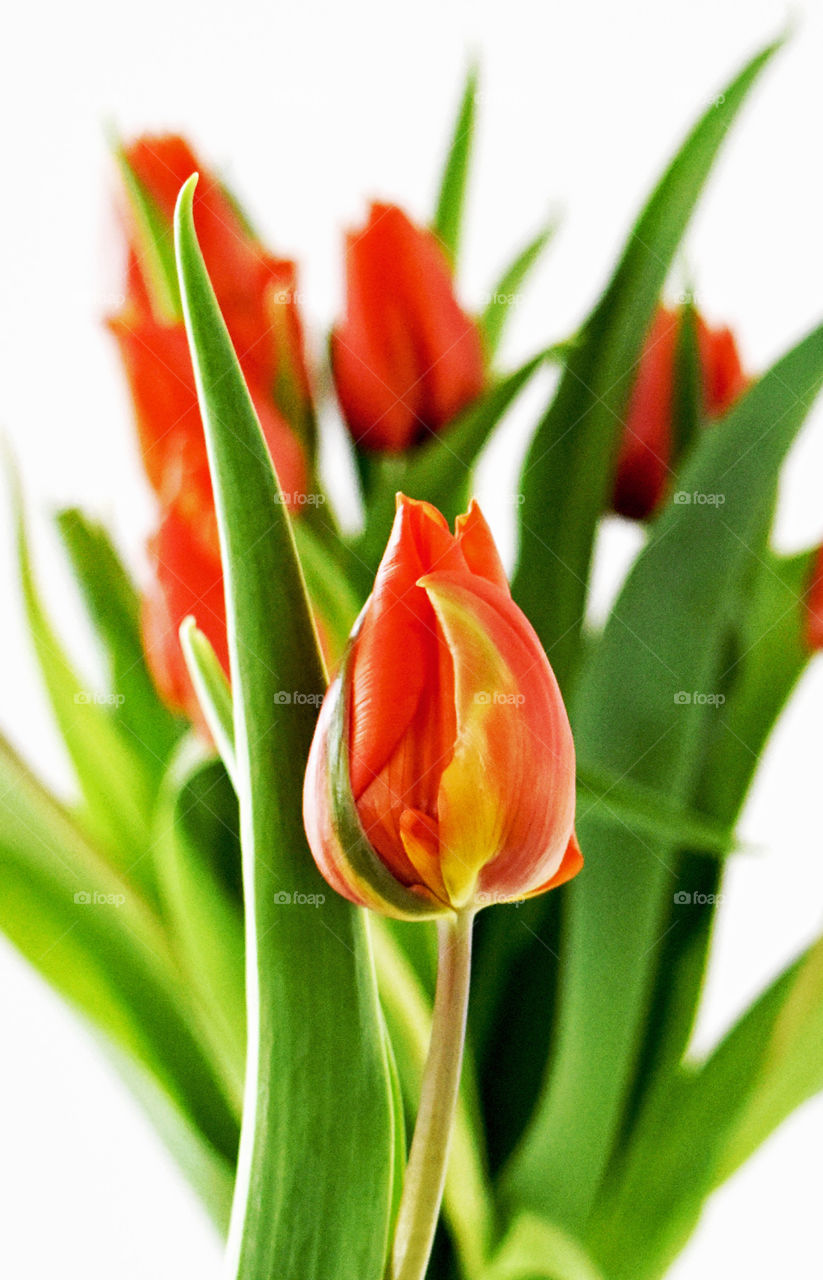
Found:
<box><xmin>331</xmin><ymin>204</ymin><xmax>486</xmax><ymax>453</ymax></box>
<box><xmin>109</xmin><ymin>300</ymin><xmax>307</xmax><ymax>513</ymax></box>
<box><xmin>612</xmin><ymin>304</ymin><xmax>748</xmax><ymax>520</ymax></box>
<box><xmin>141</xmin><ymin>505</ymin><xmax>228</xmax><ymax>728</ymax></box>
<box><xmin>113</xmin><ymin>134</ymin><xmax>312</xmax><ymax>420</ymax></box>
<box><xmin>108</xmin><ymin>136</ymin><xmax>315</xmax><ymax>723</ymax></box>
<box><xmin>303</xmin><ymin>494</ymin><xmax>581</xmax><ymax>919</ymax></box>
<box><xmin>109</xmin><ymin>136</ymin><xmax>312</xmax><ymax>502</ymax></box>
<box><xmin>806</xmin><ymin>545</ymin><xmax>823</xmax><ymax>652</ymax></box>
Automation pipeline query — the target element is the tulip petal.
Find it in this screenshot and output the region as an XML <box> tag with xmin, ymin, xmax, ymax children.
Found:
<box><xmin>349</xmin><ymin>497</ymin><xmax>462</xmax><ymax>800</ymax></box>
<box><xmin>454</xmin><ymin>500</ymin><xmax>509</xmax><ymax>590</ymax></box>
<box><xmin>522</xmin><ymin>829</ymin><xmax>584</xmax><ymax>898</ymax></box>
<box><xmin>315</xmin><ymin>644</ymin><xmax>451</xmax><ymax>920</ymax></box>
<box><xmin>422</xmin><ymin>572</ymin><xmax>575</xmax><ymax>909</ymax></box>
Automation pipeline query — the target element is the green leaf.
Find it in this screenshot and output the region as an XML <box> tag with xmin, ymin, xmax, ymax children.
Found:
<box><xmin>588</xmin><ymin>933</ymin><xmax>823</xmax><ymax>1280</ymax></box>
<box><xmin>669</xmin><ymin>300</ymin><xmax>702</xmax><ymax>464</ymax></box>
<box><xmin>619</xmin><ymin>546</ymin><xmax>813</xmax><ymax>1115</ymax></box>
<box><xmin>481</xmin><ymin>220</ymin><xmax>558</xmax><ymax>357</ymax></box>
<box><xmin>180</xmin><ymin>617</ymin><xmax>237</xmax><ymax>784</ymax></box>
<box><xmin>15</xmin><ymin>481</ymin><xmax>156</xmax><ymax>884</ymax></box>
<box><xmin>715</xmin><ymin>932</ymin><xmax>823</xmax><ymax>1179</ymax></box>
<box><xmin>483</xmin><ymin>1214</ymin><xmax>606</xmax><ymax>1280</ymax></box>
<box><xmin>113</xmin><ymin>139</ymin><xmax>181</xmax><ymax>320</ymax></box>
<box><xmin>0</xmin><ymin>729</ymin><xmax>239</xmax><ymax>1227</ymax></box>
<box><xmin>56</xmin><ymin>508</ymin><xmax>184</xmax><ymax>777</ymax></box>
<box><xmin>433</xmin><ymin>63</ymin><xmax>478</xmax><ymax>267</ymax></box>
<box><xmin>575</xmin><ymin>762</ymin><xmax>736</xmax><ymax>858</ymax></box>
<box><xmin>292</xmin><ymin>520</ymin><xmax>362</xmax><ymax>658</ymax></box>
<box><xmin>151</xmin><ymin>742</ymin><xmax>246</xmax><ymax>1112</ymax></box>
<box><xmin>502</xmin><ymin>322</ymin><xmax>823</xmax><ymax>1231</ymax></box>
<box><xmin>512</xmin><ymin>39</ymin><xmax>782</xmax><ymax>694</ymax></box>
<box><xmin>174</xmin><ymin>175</ymin><xmax>397</xmax><ymax>1280</ymax></box>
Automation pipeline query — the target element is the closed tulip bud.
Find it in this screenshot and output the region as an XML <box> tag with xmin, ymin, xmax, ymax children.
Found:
<box><xmin>109</xmin><ymin>134</ymin><xmax>311</xmax><ymax>504</ymax></box>
<box><xmin>112</xmin><ymin>135</ymin><xmax>312</xmax><ymax>419</ymax></box>
<box><xmin>613</xmin><ymin>304</ymin><xmax>748</xmax><ymax>520</ymax></box>
<box><xmin>331</xmin><ymin>204</ymin><xmax>486</xmax><ymax>454</ymax></box>
<box><xmin>303</xmin><ymin>495</ymin><xmax>581</xmax><ymax>919</ymax></box>
<box><xmin>806</xmin><ymin>545</ymin><xmax>823</xmax><ymax>652</ymax></box>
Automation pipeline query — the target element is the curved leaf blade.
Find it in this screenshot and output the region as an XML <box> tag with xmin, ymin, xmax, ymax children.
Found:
<box><xmin>504</xmin><ymin>322</ymin><xmax>823</xmax><ymax>1229</ymax></box>
<box><xmin>513</xmin><ymin>39</ymin><xmax>782</xmax><ymax>694</ymax></box>
<box><xmin>433</xmin><ymin>63</ymin><xmax>478</xmax><ymax>266</ymax></box>
<box><xmin>174</xmin><ymin>175</ymin><xmax>397</xmax><ymax>1280</ymax></box>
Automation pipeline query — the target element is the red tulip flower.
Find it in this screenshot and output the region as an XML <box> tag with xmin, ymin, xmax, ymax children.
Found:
<box><xmin>141</xmin><ymin>504</ymin><xmax>228</xmax><ymax>728</ymax></box>
<box><xmin>303</xmin><ymin>495</ymin><xmax>581</xmax><ymax>919</ymax></box>
<box><xmin>331</xmin><ymin>204</ymin><xmax>486</xmax><ymax>453</ymax></box>
<box><xmin>114</xmin><ymin>134</ymin><xmax>312</xmax><ymax>412</ymax></box>
<box><xmin>109</xmin><ymin>135</ymin><xmax>311</xmax><ymax>508</ymax></box>
<box><xmin>612</xmin><ymin>305</ymin><xmax>748</xmax><ymax>520</ymax></box>
<box><xmin>108</xmin><ymin>135</ymin><xmax>315</xmax><ymax>723</ymax></box>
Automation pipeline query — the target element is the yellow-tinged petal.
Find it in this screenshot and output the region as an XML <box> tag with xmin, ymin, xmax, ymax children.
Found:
<box><xmin>422</xmin><ymin>570</ymin><xmax>576</xmax><ymax>908</ymax></box>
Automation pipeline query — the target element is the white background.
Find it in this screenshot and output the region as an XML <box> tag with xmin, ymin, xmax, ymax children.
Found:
<box><xmin>2</xmin><ymin>0</ymin><xmax>823</xmax><ymax>1275</ymax></box>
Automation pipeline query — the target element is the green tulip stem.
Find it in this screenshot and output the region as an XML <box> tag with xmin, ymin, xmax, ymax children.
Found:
<box><xmin>391</xmin><ymin>908</ymin><xmax>475</xmax><ymax>1280</ymax></box>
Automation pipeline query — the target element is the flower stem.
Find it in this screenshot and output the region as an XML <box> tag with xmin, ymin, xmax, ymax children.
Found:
<box><xmin>391</xmin><ymin>909</ymin><xmax>475</xmax><ymax>1280</ymax></box>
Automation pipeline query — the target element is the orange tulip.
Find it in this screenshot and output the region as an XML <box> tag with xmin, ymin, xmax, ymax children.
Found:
<box><xmin>114</xmin><ymin>134</ymin><xmax>312</xmax><ymax>413</ymax></box>
<box><xmin>613</xmin><ymin>305</ymin><xmax>748</xmax><ymax>520</ymax></box>
<box><xmin>141</xmin><ymin>505</ymin><xmax>228</xmax><ymax>729</ymax></box>
<box><xmin>806</xmin><ymin>545</ymin><xmax>823</xmax><ymax>652</ymax></box>
<box><xmin>109</xmin><ymin>136</ymin><xmax>311</xmax><ymax>507</ymax></box>
<box><xmin>331</xmin><ymin>204</ymin><xmax>486</xmax><ymax>454</ymax></box>
<box><xmin>303</xmin><ymin>495</ymin><xmax>581</xmax><ymax>919</ymax></box>
<box><xmin>109</xmin><ymin>300</ymin><xmax>307</xmax><ymax>515</ymax></box>
<box><xmin>108</xmin><ymin>135</ymin><xmax>315</xmax><ymax>723</ymax></box>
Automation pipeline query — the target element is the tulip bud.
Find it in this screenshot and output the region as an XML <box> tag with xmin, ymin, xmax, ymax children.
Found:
<box><xmin>806</xmin><ymin>545</ymin><xmax>823</xmax><ymax>652</ymax></box>
<box><xmin>613</xmin><ymin>304</ymin><xmax>748</xmax><ymax>520</ymax></box>
<box><xmin>109</xmin><ymin>134</ymin><xmax>311</xmax><ymax>504</ymax></box>
<box><xmin>331</xmin><ymin>204</ymin><xmax>486</xmax><ymax>454</ymax></box>
<box><xmin>303</xmin><ymin>495</ymin><xmax>581</xmax><ymax>919</ymax></box>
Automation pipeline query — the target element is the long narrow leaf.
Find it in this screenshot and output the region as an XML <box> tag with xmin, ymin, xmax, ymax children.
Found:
<box><xmin>174</xmin><ymin>175</ymin><xmax>397</xmax><ymax>1280</ymax></box>
<box><xmin>503</xmin><ymin>323</ymin><xmax>823</xmax><ymax>1230</ymax></box>
<box><xmin>513</xmin><ymin>39</ymin><xmax>782</xmax><ymax>694</ymax></box>
<box><xmin>433</xmin><ymin>64</ymin><xmax>478</xmax><ymax>266</ymax></box>
<box><xmin>481</xmin><ymin>220</ymin><xmax>558</xmax><ymax>356</ymax></box>
<box><xmin>57</xmin><ymin>508</ymin><xmax>184</xmax><ymax>776</ymax></box>
<box><xmin>0</xmin><ymin>730</ymin><xmax>239</xmax><ymax>1224</ymax></box>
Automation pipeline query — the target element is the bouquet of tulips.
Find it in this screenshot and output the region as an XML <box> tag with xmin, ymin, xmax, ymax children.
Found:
<box><xmin>5</xmin><ymin>35</ymin><xmax>823</xmax><ymax>1280</ymax></box>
